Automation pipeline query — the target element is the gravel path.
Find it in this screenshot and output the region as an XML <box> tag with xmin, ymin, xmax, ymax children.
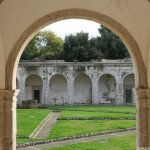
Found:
<box><xmin>32</xmin><ymin>112</ymin><xmax>60</xmax><ymax>138</ymax></box>
<box><xmin>17</xmin><ymin>130</ymin><xmax>135</xmax><ymax>150</ymax></box>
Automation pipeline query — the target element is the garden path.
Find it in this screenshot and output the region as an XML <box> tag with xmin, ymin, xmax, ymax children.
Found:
<box><xmin>32</xmin><ymin>112</ymin><xmax>60</xmax><ymax>138</ymax></box>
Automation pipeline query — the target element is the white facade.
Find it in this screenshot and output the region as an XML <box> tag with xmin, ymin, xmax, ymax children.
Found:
<box><xmin>17</xmin><ymin>60</ymin><xmax>135</xmax><ymax>105</ymax></box>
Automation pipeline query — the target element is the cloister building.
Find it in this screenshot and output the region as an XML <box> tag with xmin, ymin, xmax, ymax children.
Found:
<box><xmin>17</xmin><ymin>59</ymin><xmax>135</xmax><ymax>105</ymax></box>
<box><xmin>1</xmin><ymin>0</ymin><xmax>150</xmax><ymax>149</ymax></box>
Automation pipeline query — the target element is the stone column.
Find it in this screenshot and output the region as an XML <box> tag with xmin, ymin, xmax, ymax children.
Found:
<box><xmin>133</xmin><ymin>88</ymin><xmax>149</xmax><ymax>149</ymax></box>
<box><xmin>0</xmin><ymin>90</ymin><xmax>6</xmax><ymax>150</ymax></box>
<box><xmin>91</xmin><ymin>74</ymin><xmax>99</xmax><ymax>104</ymax></box>
<box><xmin>4</xmin><ymin>90</ymin><xmax>19</xmax><ymax>150</ymax></box>
<box><xmin>115</xmin><ymin>73</ymin><xmax>124</xmax><ymax>105</ymax></box>
<box><xmin>146</xmin><ymin>89</ymin><xmax>150</xmax><ymax>147</ymax></box>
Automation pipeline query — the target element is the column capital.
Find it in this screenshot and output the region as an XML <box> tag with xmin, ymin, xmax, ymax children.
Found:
<box><xmin>5</xmin><ymin>90</ymin><xmax>19</xmax><ymax>102</ymax></box>
<box><xmin>0</xmin><ymin>90</ymin><xmax>6</xmax><ymax>101</ymax></box>
<box><xmin>133</xmin><ymin>88</ymin><xmax>147</xmax><ymax>99</ymax></box>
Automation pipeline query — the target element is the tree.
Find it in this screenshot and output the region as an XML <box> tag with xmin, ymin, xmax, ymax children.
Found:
<box><xmin>63</xmin><ymin>32</ymin><xmax>100</xmax><ymax>62</ymax></box>
<box><xmin>21</xmin><ymin>31</ymin><xmax>64</xmax><ymax>60</ymax></box>
<box><xmin>21</xmin><ymin>33</ymin><xmax>41</xmax><ymax>60</ymax></box>
<box><xmin>98</xmin><ymin>25</ymin><xmax>129</xmax><ymax>59</ymax></box>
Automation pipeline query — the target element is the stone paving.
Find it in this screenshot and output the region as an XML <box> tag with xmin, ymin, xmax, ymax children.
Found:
<box><xmin>32</xmin><ymin>112</ymin><xmax>60</xmax><ymax>138</ymax></box>
<box><xmin>17</xmin><ymin>130</ymin><xmax>135</xmax><ymax>150</ymax></box>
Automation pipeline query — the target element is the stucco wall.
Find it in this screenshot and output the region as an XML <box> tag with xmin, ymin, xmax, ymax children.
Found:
<box><xmin>74</xmin><ymin>74</ymin><xmax>92</xmax><ymax>104</ymax></box>
<box><xmin>98</xmin><ymin>74</ymin><xmax>116</xmax><ymax>103</ymax></box>
<box><xmin>50</xmin><ymin>74</ymin><xmax>68</xmax><ymax>105</ymax></box>
<box><xmin>17</xmin><ymin>61</ymin><xmax>134</xmax><ymax>105</ymax></box>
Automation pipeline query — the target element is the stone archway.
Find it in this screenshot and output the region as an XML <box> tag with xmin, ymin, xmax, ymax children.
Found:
<box><xmin>5</xmin><ymin>9</ymin><xmax>147</xmax><ymax>90</ymax></box>
<box><xmin>49</xmin><ymin>74</ymin><xmax>68</xmax><ymax>105</ymax></box>
<box><xmin>4</xmin><ymin>9</ymin><xmax>148</xmax><ymax>149</ymax></box>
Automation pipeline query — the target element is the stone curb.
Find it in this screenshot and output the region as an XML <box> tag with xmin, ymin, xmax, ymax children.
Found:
<box><xmin>16</xmin><ymin>128</ymin><xmax>136</xmax><ymax>148</ymax></box>
<box><xmin>17</xmin><ymin>136</ymin><xmax>29</xmax><ymax>139</ymax></box>
<box><xmin>51</xmin><ymin>109</ymin><xmax>135</xmax><ymax>114</ymax></box>
<box><xmin>58</xmin><ymin>117</ymin><xmax>135</xmax><ymax>120</ymax></box>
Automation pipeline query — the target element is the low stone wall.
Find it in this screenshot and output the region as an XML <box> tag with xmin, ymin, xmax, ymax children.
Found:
<box><xmin>22</xmin><ymin>100</ymin><xmax>38</xmax><ymax>108</ymax></box>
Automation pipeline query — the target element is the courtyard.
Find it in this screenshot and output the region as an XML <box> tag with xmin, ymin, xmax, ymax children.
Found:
<box><xmin>17</xmin><ymin>105</ymin><xmax>136</xmax><ymax>149</ymax></box>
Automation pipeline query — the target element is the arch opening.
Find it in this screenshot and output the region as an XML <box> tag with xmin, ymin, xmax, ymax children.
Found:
<box><xmin>98</xmin><ymin>74</ymin><xmax>116</xmax><ymax>104</ymax></box>
<box><xmin>123</xmin><ymin>73</ymin><xmax>135</xmax><ymax>104</ymax></box>
<box><xmin>74</xmin><ymin>74</ymin><xmax>92</xmax><ymax>104</ymax></box>
<box><xmin>25</xmin><ymin>74</ymin><xmax>43</xmax><ymax>103</ymax></box>
<box><xmin>49</xmin><ymin>74</ymin><xmax>68</xmax><ymax>105</ymax></box>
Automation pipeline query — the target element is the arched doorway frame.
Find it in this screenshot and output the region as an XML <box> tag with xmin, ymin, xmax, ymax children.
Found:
<box><xmin>25</xmin><ymin>74</ymin><xmax>43</xmax><ymax>104</ymax></box>
<box><xmin>122</xmin><ymin>73</ymin><xmax>135</xmax><ymax>104</ymax></box>
<box><xmin>4</xmin><ymin>9</ymin><xmax>148</xmax><ymax>149</ymax></box>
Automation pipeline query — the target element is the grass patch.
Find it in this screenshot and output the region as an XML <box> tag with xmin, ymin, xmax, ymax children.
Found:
<box><xmin>60</xmin><ymin>111</ymin><xmax>135</xmax><ymax>119</ymax></box>
<box><xmin>43</xmin><ymin>134</ymin><xmax>136</xmax><ymax>150</ymax></box>
<box><xmin>48</xmin><ymin>105</ymin><xmax>135</xmax><ymax>113</ymax></box>
<box><xmin>17</xmin><ymin>109</ymin><xmax>51</xmax><ymax>136</ymax></box>
<box><xmin>48</xmin><ymin>120</ymin><xmax>135</xmax><ymax>139</ymax></box>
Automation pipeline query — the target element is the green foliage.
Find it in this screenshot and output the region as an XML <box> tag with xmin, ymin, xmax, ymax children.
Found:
<box><xmin>21</xmin><ymin>26</ymin><xmax>129</xmax><ymax>61</ymax></box>
<box><xmin>98</xmin><ymin>25</ymin><xmax>130</xmax><ymax>59</ymax></box>
<box><xmin>63</xmin><ymin>32</ymin><xmax>102</xmax><ymax>62</ymax></box>
<box><xmin>21</xmin><ymin>31</ymin><xmax>64</xmax><ymax>60</ymax></box>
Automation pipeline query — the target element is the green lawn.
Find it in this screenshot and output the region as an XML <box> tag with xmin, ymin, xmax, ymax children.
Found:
<box><xmin>17</xmin><ymin>109</ymin><xmax>51</xmax><ymax>136</ymax></box>
<box><xmin>43</xmin><ymin>134</ymin><xmax>136</xmax><ymax>150</ymax></box>
<box><xmin>17</xmin><ymin>106</ymin><xmax>136</xmax><ymax>145</ymax></box>
<box><xmin>60</xmin><ymin>111</ymin><xmax>135</xmax><ymax>119</ymax></box>
<box><xmin>48</xmin><ymin>105</ymin><xmax>135</xmax><ymax>113</ymax></box>
<box><xmin>48</xmin><ymin>120</ymin><xmax>135</xmax><ymax>139</ymax></box>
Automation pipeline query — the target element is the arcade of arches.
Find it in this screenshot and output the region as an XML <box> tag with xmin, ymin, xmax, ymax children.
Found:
<box><xmin>17</xmin><ymin>60</ymin><xmax>135</xmax><ymax>105</ymax></box>
<box><xmin>1</xmin><ymin>1</ymin><xmax>150</xmax><ymax>149</ymax></box>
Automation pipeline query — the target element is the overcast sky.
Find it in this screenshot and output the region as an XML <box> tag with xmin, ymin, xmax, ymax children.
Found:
<box><xmin>42</xmin><ymin>19</ymin><xmax>100</xmax><ymax>39</ymax></box>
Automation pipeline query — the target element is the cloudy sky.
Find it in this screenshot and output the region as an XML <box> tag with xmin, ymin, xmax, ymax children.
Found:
<box><xmin>42</xmin><ymin>19</ymin><xmax>101</xmax><ymax>39</ymax></box>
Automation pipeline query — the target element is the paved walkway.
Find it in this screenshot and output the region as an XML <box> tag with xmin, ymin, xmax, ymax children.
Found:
<box><xmin>32</xmin><ymin>112</ymin><xmax>60</xmax><ymax>138</ymax></box>
<box><xmin>17</xmin><ymin>130</ymin><xmax>135</xmax><ymax>150</ymax></box>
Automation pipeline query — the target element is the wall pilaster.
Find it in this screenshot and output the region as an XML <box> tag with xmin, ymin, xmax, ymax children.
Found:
<box><xmin>146</xmin><ymin>89</ymin><xmax>150</xmax><ymax>147</ymax></box>
<box><xmin>133</xmin><ymin>88</ymin><xmax>149</xmax><ymax>149</ymax></box>
<box><xmin>18</xmin><ymin>78</ymin><xmax>25</xmax><ymax>104</ymax></box>
<box><xmin>91</xmin><ymin>74</ymin><xmax>99</xmax><ymax>104</ymax></box>
<box><xmin>4</xmin><ymin>90</ymin><xmax>19</xmax><ymax>150</ymax></box>
<box><xmin>67</xmin><ymin>75</ymin><xmax>74</xmax><ymax>104</ymax></box>
<box><xmin>42</xmin><ymin>77</ymin><xmax>50</xmax><ymax>104</ymax></box>
<box><xmin>0</xmin><ymin>90</ymin><xmax>6</xmax><ymax>150</ymax></box>
<box><xmin>116</xmin><ymin>73</ymin><xmax>124</xmax><ymax>105</ymax></box>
